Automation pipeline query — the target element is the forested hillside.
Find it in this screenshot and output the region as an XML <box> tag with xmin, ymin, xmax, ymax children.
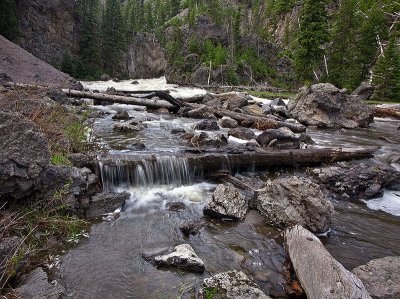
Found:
<box><xmin>1</xmin><ymin>0</ymin><xmax>399</xmax><ymax>99</ymax></box>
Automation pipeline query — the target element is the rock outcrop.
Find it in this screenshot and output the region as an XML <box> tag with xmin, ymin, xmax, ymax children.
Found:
<box><xmin>0</xmin><ymin>35</ymin><xmax>81</xmax><ymax>89</ymax></box>
<box><xmin>288</xmin><ymin>83</ymin><xmax>374</xmax><ymax>128</ymax></box>
<box><xmin>15</xmin><ymin>268</ymin><xmax>65</xmax><ymax>299</ymax></box>
<box><xmin>204</xmin><ymin>184</ymin><xmax>248</xmax><ymax>220</ymax></box>
<box><xmin>0</xmin><ymin>111</ymin><xmax>50</xmax><ymax>200</ymax></box>
<box><xmin>353</xmin><ymin>256</ymin><xmax>400</xmax><ymax>299</ymax></box>
<box><xmin>199</xmin><ymin>270</ymin><xmax>271</xmax><ymax>299</ymax></box>
<box><xmin>254</xmin><ymin>176</ymin><xmax>334</xmax><ymax>233</ymax></box>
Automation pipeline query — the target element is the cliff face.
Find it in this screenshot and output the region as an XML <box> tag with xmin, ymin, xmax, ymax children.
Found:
<box><xmin>16</xmin><ymin>0</ymin><xmax>80</xmax><ymax>68</ymax></box>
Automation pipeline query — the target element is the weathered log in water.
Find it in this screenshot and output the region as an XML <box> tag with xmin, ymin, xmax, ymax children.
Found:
<box><xmin>138</xmin><ymin>91</ymin><xmax>185</xmax><ymax>108</ymax></box>
<box><xmin>62</xmin><ymin>89</ymin><xmax>177</xmax><ymax>110</ymax></box>
<box><xmin>215</xmin><ymin>109</ymin><xmax>306</xmax><ymax>133</ymax></box>
<box><xmin>285</xmin><ymin>225</ymin><xmax>371</xmax><ymax>299</ymax></box>
<box><xmin>374</xmin><ymin>107</ymin><xmax>400</xmax><ymax>119</ymax></box>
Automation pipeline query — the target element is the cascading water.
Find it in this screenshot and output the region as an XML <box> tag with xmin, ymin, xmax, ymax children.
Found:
<box><xmin>98</xmin><ymin>154</ymin><xmax>194</xmax><ymax>190</ymax></box>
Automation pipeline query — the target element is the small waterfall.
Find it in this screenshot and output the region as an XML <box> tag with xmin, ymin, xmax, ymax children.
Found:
<box><xmin>98</xmin><ymin>155</ymin><xmax>194</xmax><ymax>190</ymax></box>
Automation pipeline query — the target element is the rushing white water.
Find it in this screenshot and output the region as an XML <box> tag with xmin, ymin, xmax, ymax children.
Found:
<box><xmin>81</xmin><ymin>77</ymin><xmax>207</xmax><ymax>99</ymax></box>
<box><xmin>364</xmin><ymin>190</ymin><xmax>400</xmax><ymax>216</ymax></box>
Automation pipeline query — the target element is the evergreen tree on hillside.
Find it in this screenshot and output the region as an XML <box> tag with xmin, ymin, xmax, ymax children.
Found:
<box><xmin>102</xmin><ymin>0</ymin><xmax>126</xmax><ymax>75</ymax></box>
<box><xmin>294</xmin><ymin>0</ymin><xmax>328</xmax><ymax>82</ymax></box>
<box><xmin>373</xmin><ymin>37</ymin><xmax>400</xmax><ymax>101</ymax></box>
<box><xmin>0</xmin><ymin>0</ymin><xmax>19</xmax><ymax>41</ymax></box>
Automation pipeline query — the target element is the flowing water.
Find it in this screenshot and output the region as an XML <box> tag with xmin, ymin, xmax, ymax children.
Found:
<box><xmin>58</xmin><ymin>79</ymin><xmax>400</xmax><ymax>298</ymax></box>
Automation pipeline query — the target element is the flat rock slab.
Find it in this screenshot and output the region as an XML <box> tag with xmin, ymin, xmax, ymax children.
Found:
<box><xmin>353</xmin><ymin>256</ymin><xmax>400</xmax><ymax>299</ymax></box>
<box><xmin>204</xmin><ymin>184</ymin><xmax>248</xmax><ymax>220</ymax></box>
<box><xmin>15</xmin><ymin>268</ymin><xmax>65</xmax><ymax>299</ymax></box>
<box><xmin>285</xmin><ymin>225</ymin><xmax>371</xmax><ymax>299</ymax></box>
<box><xmin>143</xmin><ymin>244</ymin><xmax>205</xmax><ymax>273</ymax></box>
<box><xmin>199</xmin><ymin>270</ymin><xmax>271</xmax><ymax>299</ymax></box>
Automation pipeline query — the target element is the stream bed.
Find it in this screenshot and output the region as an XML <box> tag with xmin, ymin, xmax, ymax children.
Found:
<box><xmin>58</xmin><ymin>78</ymin><xmax>400</xmax><ymax>298</ymax></box>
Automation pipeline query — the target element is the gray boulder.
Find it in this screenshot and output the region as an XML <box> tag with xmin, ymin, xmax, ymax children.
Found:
<box><xmin>254</xmin><ymin>176</ymin><xmax>334</xmax><ymax>233</ymax></box>
<box><xmin>0</xmin><ymin>112</ymin><xmax>50</xmax><ymax>200</ymax></box>
<box><xmin>15</xmin><ymin>268</ymin><xmax>65</xmax><ymax>299</ymax></box>
<box><xmin>143</xmin><ymin>244</ymin><xmax>205</xmax><ymax>273</ymax></box>
<box><xmin>353</xmin><ymin>256</ymin><xmax>400</xmax><ymax>299</ymax></box>
<box><xmin>312</xmin><ymin>161</ymin><xmax>400</xmax><ymax>200</ymax></box>
<box><xmin>199</xmin><ymin>270</ymin><xmax>271</xmax><ymax>299</ymax></box>
<box><xmin>288</xmin><ymin>83</ymin><xmax>374</xmax><ymax>128</ymax></box>
<box><xmin>194</xmin><ymin>120</ymin><xmax>220</xmax><ymax>131</ymax></box>
<box><xmin>84</xmin><ymin>192</ymin><xmax>130</xmax><ymax>218</ymax></box>
<box><xmin>219</xmin><ymin>116</ymin><xmax>238</xmax><ymax>128</ymax></box>
<box><xmin>228</xmin><ymin>127</ymin><xmax>256</xmax><ymax>140</ymax></box>
<box><xmin>256</xmin><ymin>128</ymin><xmax>300</xmax><ymax>149</ymax></box>
<box><xmin>204</xmin><ymin>185</ymin><xmax>248</xmax><ymax>220</ymax></box>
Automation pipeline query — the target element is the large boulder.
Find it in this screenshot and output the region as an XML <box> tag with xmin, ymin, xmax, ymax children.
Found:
<box><xmin>199</xmin><ymin>270</ymin><xmax>271</xmax><ymax>299</ymax></box>
<box><xmin>288</xmin><ymin>83</ymin><xmax>374</xmax><ymax>128</ymax></box>
<box><xmin>256</xmin><ymin>128</ymin><xmax>300</xmax><ymax>149</ymax></box>
<box><xmin>204</xmin><ymin>184</ymin><xmax>248</xmax><ymax>220</ymax></box>
<box><xmin>14</xmin><ymin>268</ymin><xmax>65</xmax><ymax>299</ymax></box>
<box><xmin>312</xmin><ymin>162</ymin><xmax>400</xmax><ymax>200</ymax></box>
<box><xmin>353</xmin><ymin>256</ymin><xmax>400</xmax><ymax>299</ymax></box>
<box><xmin>0</xmin><ymin>111</ymin><xmax>50</xmax><ymax>199</ymax></box>
<box><xmin>254</xmin><ymin>176</ymin><xmax>334</xmax><ymax>233</ymax></box>
<box><xmin>143</xmin><ymin>244</ymin><xmax>205</xmax><ymax>273</ymax></box>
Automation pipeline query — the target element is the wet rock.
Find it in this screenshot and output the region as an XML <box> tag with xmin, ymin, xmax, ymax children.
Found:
<box><xmin>131</xmin><ymin>141</ymin><xmax>146</xmax><ymax>150</ymax></box>
<box><xmin>242</xmin><ymin>104</ymin><xmax>263</xmax><ymax>116</ymax></box>
<box><xmin>191</xmin><ymin>132</ymin><xmax>228</xmax><ymax>148</ymax></box>
<box><xmin>171</xmin><ymin>128</ymin><xmax>186</xmax><ymax>134</ymax></box>
<box><xmin>353</xmin><ymin>256</ymin><xmax>400</xmax><ymax>299</ymax></box>
<box><xmin>131</xmin><ymin>80</ymin><xmax>139</xmax><ymax>85</ymax></box>
<box><xmin>288</xmin><ymin>83</ymin><xmax>374</xmax><ymax>128</ymax></box>
<box><xmin>112</xmin><ymin>111</ymin><xmax>130</xmax><ymax>120</ymax></box>
<box><xmin>180</xmin><ymin>219</ymin><xmax>207</xmax><ymax>236</ymax></box>
<box><xmin>113</xmin><ymin>123</ymin><xmax>142</xmax><ymax>133</ymax></box>
<box><xmin>299</xmin><ymin>133</ymin><xmax>315</xmax><ymax>145</ymax></box>
<box><xmin>166</xmin><ymin>201</ymin><xmax>186</xmax><ymax>212</ymax></box>
<box><xmin>204</xmin><ymin>185</ymin><xmax>248</xmax><ymax>220</ymax></box>
<box><xmin>100</xmin><ymin>74</ymin><xmax>111</xmax><ymax>81</ymax></box>
<box><xmin>203</xmin><ymin>93</ymin><xmax>223</xmax><ymax>109</ymax></box>
<box><xmin>228</xmin><ymin>127</ymin><xmax>256</xmax><ymax>140</ymax></box>
<box><xmin>256</xmin><ymin>128</ymin><xmax>300</xmax><ymax>149</ymax></box>
<box><xmin>194</xmin><ymin>120</ymin><xmax>220</xmax><ymax>131</ymax></box>
<box><xmin>155</xmin><ymin>107</ymin><xmax>169</xmax><ymax>114</ymax></box>
<box><xmin>0</xmin><ymin>111</ymin><xmax>50</xmax><ymax>200</ymax></box>
<box><xmin>143</xmin><ymin>244</ymin><xmax>205</xmax><ymax>273</ymax></box>
<box><xmin>219</xmin><ymin>116</ymin><xmax>238</xmax><ymax>128</ymax></box>
<box><xmin>199</xmin><ymin>270</ymin><xmax>271</xmax><ymax>299</ymax></box>
<box><xmin>106</xmin><ymin>87</ymin><xmax>117</xmax><ymax>95</ymax></box>
<box><xmin>254</xmin><ymin>176</ymin><xmax>334</xmax><ymax>233</ymax></box>
<box><xmin>271</xmin><ymin>105</ymin><xmax>289</xmax><ymax>117</ymax></box>
<box><xmin>312</xmin><ymin>161</ymin><xmax>400</xmax><ymax>200</ymax></box>
<box><xmin>15</xmin><ymin>268</ymin><xmax>65</xmax><ymax>299</ymax></box>
<box><xmin>187</xmin><ymin>105</ymin><xmax>216</xmax><ymax>119</ymax></box>
<box><xmin>221</xmin><ymin>93</ymin><xmax>250</xmax><ymax>110</ymax></box>
<box><xmin>352</xmin><ymin>82</ymin><xmax>375</xmax><ymax>101</ymax></box>
<box><xmin>85</xmin><ymin>192</ymin><xmax>130</xmax><ymax>218</ymax></box>
<box><xmin>271</xmin><ymin>98</ymin><xmax>286</xmax><ymax>106</ymax></box>
<box><xmin>262</xmin><ymin>104</ymin><xmax>272</xmax><ymax>115</ymax></box>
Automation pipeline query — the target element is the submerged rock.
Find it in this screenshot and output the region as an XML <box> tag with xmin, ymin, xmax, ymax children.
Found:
<box><xmin>0</xmin><ymin>111</ymin><xmax>50</xmax><ymax>200</ymax></box>
<box><xmin>353</xmin><ymin>256</ymin><xmax>400</xmax><ymax>299</ymax></box>
<box><xmin>113</xmin><ymin>123</ymin><xmax>143</xmax><ymax>133</ymax></box>
<box><xmin>312</xmin><ymin>161</ymin><xmax>400</xmax><ymax>200</ymax></box>
<box><xmin>256</xmin><ymin>128</ymin><xmax>300</xmax><ymax>149</ymax></box>
<box><xmin>180</xmin><ymin>219</ymin><xmax>207</xmax><ymax>236</ymax></box>
<box><xmin>204</xmin><ymin>185</ymin><xmax>248</xmax><ymax>220</ymax></box>
<box><xmin>288</xmin><ymin>83</ymin><xmax>374</xmax><ymax>128</ymax></box>
<box><xmin>199</xmin><ymin>270</ymin><xmax>271</xmax><ymax>299</ymax></box>
<box><xmin>228</xmin><ymin>127</ymin><xmax>256</xmax><ymax>140</ymax></box>
<box><xmin>15</xmin><ymin>268</ymin><xmax>65</xmax><ymax>299</ymax></box>
<box><xmin>112</xmin><ymin>111</ymin><xmax>130</xmax><ymax>120</ymax></box>
<box><xmin>143</xmin><ymin>244</ymin><xmax>205</xmax><ymax>273</ymax></box>
<box><xmin>254</xmin><ymin>176</ymin><xmax>334</xmax><ymax>233</ymax></box>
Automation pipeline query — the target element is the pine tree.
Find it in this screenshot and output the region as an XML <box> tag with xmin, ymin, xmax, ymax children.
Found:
<box><xmin>101</xmin><ymin>0</ymin><xmax>126</xmax><ymax>75</ymax></box>
<box><xmin>61</xmin><ymin>53</ymin><xmax>74</xmax><ymax>76</ymax></box>
<box><xmin>294</xmin><ymin>0</ymin><xmax>328</xmax><ymax>82</ymax></box>
<box><xmin>373</xmin><ymin>37</ymin><xmax>400</xmax><ymax>101</ymax></box>
<box><xmin>0</xmin><ymin>0</ymin><xmax>19</xmax><ymax>41</ymax></box>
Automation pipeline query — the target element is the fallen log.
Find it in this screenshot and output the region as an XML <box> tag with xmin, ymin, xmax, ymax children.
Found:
<box><xmin>61</xmin><ymin>89</ymin><xmax>177</xmax><ymax>110</ymax></box>
<box><xmin>139</xmin><ymin>91</ymin><xmax>184</xmax><ymax>108</ymax></box>
<box><xmin>215</xmin><ymin>109</ymin><xmax>306</xmax><ymax>133</ymax></box>
<box><xmin>285</xmin><ymin>225</ymin><xmax>371</xmax><ymax>299</ymax></box>
<box><xmin>374</xmin><ymin>107</ymin><xmax>400</xmax><ymax>119</ymax></box>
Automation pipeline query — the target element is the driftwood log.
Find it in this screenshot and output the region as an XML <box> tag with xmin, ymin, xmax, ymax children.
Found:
<box><xmin>374</xmin><ymin>107</ymin><xmax>400</xmax><ymax>119</ymax></box>
<box><xmin>285</xmin><ymin>225</ymin><xmax>371</xmax><ymax>299</ymax></box>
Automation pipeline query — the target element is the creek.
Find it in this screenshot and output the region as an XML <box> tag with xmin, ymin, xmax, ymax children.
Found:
<box><xmin>58</xmin><ymin>78</ymin><xmax>400</xmax><ymax>299</ymax></box>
